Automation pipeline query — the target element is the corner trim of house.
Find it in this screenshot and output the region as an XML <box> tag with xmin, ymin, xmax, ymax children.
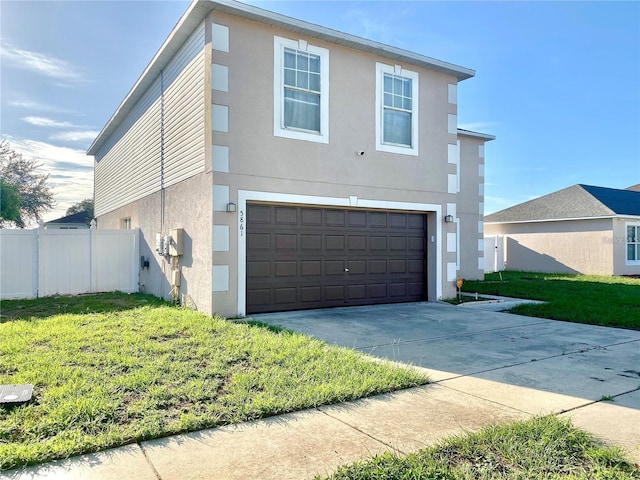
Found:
<box><xmin>236</xmin><ymin>190</ymin><xmax>443</xmax><ymax>316</ymax></box>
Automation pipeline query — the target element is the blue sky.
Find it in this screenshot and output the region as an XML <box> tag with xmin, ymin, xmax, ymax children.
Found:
<box><xmin>1</xmin><ymin>1</ymin><xmax>638</xmax><ymax>222</ymax></box>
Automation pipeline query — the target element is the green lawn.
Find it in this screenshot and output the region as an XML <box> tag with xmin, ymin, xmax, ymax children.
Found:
<box><xmin>0</xmin><ymin>293</ymin><xmax>428</xmax><ymax>470</ymax></box>
<box><xmin>462</xmin><ymin>272</ymin><xmax>640</xmax><ymax>330</ymax></box>
<box><xmin>318</xmin><ymin>416</ymin><xmax>639</xmax><ymax>479</ymax></box>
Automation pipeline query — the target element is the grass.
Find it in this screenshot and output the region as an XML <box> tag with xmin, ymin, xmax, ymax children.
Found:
<box><xmin>317</xmin><ymin>416</ymin><xmax>640</xmax><ymax>479</ymax></box>
<box><xmin>461</xmin><ymin>271</ymin><xmax>640</xmax><ymax>330</ymax></box>
<box><xmin>0</xmin><ymin>293</ymin><xmax>428</xmax><ymax>470</ymax></box>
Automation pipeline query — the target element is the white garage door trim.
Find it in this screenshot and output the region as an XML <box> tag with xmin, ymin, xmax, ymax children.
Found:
<box><xmin>237</xmin><ymin>190</ymin><xmax>443</xmax><ymax>316</ymax></box>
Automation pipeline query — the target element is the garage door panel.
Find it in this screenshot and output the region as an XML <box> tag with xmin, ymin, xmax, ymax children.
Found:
<box><xmin>325</xmin><ymin>235</ymin><xmax>345</xmax><ymax>250</ymax></box>
<box><xmin>301</xmin><ymin>208</ymin><xmax>322</xmax><ymax>225</ymax></box>
<box><xmin>301</xmin><ymin>286</ymin><xmax>322</xmax><ymax>303</ymax></box>
<box><xmin>369</xmin><ymin>260</ymin><xmax>387</xmax><ymax>274</ymax></box>
<box><xmin>408</xmin><ymin>237</ymin><xmax>425</xmax><ymax>251</ymax></box>
<box><xmin>347</xmin><ymin>235</ymin><xmax>366</xmax><ymax>250</ymax></box>
<box><xmin>326</xmin><ymin>210</ymin><xmax>346</xmax><ymax>226</ymax></box>
<box><xmin>369</xmin><ymin>236</ymin><xmax>387</xmax><ymax>251</ymax></box>
<box><xmin>347</xmin><ymin>284</ymin><xmax>367</xmax><ymax>299</ymax></box>
<box><xmin>247</xmin><ymin>289</ymin><xmax>270</xmax><ymax>307</ymax></box>
<box><xmin>390</xmin><ymin>283</ymin><xmax>407</xmax><ymax>297</ymax></box>
<box><xmin>347</xmin><ymin>260</ymin><xmax>366</xmax><ymax>275</ymax></box>
<box><xmin>275</xmin><ymin>288</ymin><xmax>297</xmax><ymax>305</ymax></box>
<box><xmin>247</xmin><ymin>261</ymin><xmax>270</xmax><ymax>278</ymax></box>
<box><xmin>301</xmin><ymin>260</ymin><xmax>322</xmax><ymax>276</ymax></box>
<box><xmin>275</xmin><ymin>261</ymin><xmax>296</xmax><ymax>277</ymax></box>
<box><xmin>368</xmin><ymin>284</ymin><xmax>387</xmax><ymax>298</ymax></box>
<box><xmin>369</xmin><ymin>212</ymin><xmax>387</xmax><ymax>228</ymax></box>
<box><xmin>275</xmin><ymin>207</ymin><xmax>297</xmax><ymax>224</ymax></box>
<box><xmin>325</xmin><ymin>260</ymin><xmax>345</xmax><ymax>275</ymax></box>
<box><xmin>248</xmin><ymin>233</ymin><xmax>270</xmax><ymax>250</ymax></box>
<box><xmin>301</xmin><ymin>234</ymin><xmax>322</xmax><ymax>251</ymax></box>
<box><xmin>325</xmin><ymin>285</ymin><xmax>345</xmax><ymax>301</ymax></box>
<box><xmin>246</xmin><ymin>204</ymin><xmax>427</xmax><ymax>313</ymax></box>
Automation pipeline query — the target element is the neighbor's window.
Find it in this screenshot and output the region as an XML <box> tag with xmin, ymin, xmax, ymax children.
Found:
<box><xmin>121</xmin><ymin>217</ymin><xmax>131</xmax><ymax>230</ymax></box>
<box><xmin>375</xmin><ymin>63</ymin><xmax>419</xmax><ymax>156</ymax></box>
<box><xmin>274</xmin><ymin>36</ymin><xmax>329</xmax><ymax>143</ymax></box>
<box><xmin>627</xmin><ymin>223</ymin><xmax>639</xmax><ymax>263</ymax></box>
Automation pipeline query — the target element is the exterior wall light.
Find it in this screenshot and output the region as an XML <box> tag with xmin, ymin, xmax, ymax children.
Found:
<box><xmin>444</xmin><ymin>214</ymin><xmax>454</xmax><ymax>223</ymax></box>
<box><xmin>226</xmin><ymin>202</ymin><xmax>237</xmax><ymax>213</ymax></box>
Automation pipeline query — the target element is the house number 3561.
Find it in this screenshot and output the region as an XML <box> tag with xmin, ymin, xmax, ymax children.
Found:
<box><xmin>239</xmin><ymin>210</ymin><xmax>245</xmax><ymax>237</ymax></box>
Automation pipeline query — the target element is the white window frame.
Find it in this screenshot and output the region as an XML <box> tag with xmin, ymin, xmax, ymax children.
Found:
<box><xmin>375</xmin><ymin>62</ymin><xmax>419</xmax><ymax>156</ymax></box>
<box><xmin>626</xmin><ymin>221</ymin><xmax>640</xmax><ymax>265</ymax></box>
<box><xmin>274</xmin><ymin>36</ymin><xmax>329</xmax><ymax>144</ymax></box>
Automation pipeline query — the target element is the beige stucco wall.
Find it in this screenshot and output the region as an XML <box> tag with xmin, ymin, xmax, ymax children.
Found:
<box><xmin>97</xmin><ymin>173</ymin><xmax>213</xmax><ymax>313</ymax></box>
<box><xmin>457</xmin><ymin>135</ymin><xmax>485</xmax><ymax>281</ymax></box>
<box><xmin>612</xmin><ymin>217</ymin><xmax>640</xmax><ymax>276</ymax></box>
<box><xmin>208</xmin><ymin>12</ymin><xmax>484</xmax><ymax>314</ymax></box>
<box><xmin>485</xmin><ymin>218</ymin><xmax>614</xmax><ymax>275</ymax></box>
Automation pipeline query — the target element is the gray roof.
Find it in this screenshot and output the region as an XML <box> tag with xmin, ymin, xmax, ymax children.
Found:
<box><xmin>88</xmin><ymin>0</ymin><xmax>476</xmax><ymax>156</ymax></box>
<box><xmin>46</xmin><ymin>211</ymin><xmax>91</xmax><ymax>225</ymax></box>
<box><xmin>485</xmin><ymin>184</ymin><xmax>640</xmax><ymax>223</ymax></box>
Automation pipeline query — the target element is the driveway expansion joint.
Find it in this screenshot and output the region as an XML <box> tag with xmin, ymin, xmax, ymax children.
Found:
<box><xmin>319</xmin><ymin>409</ymin><xmax>408</xmax><ymax>456</ymax></box>
<box><xmin>139</xmin><ymin>443</ymin><xmax>163</xmax><ymax>480</ymax></box>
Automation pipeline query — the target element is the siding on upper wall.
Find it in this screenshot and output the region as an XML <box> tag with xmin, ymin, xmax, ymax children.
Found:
<box><xmin>95</xmin><ymin>22</ymin><xmax>206</xmax><ymax>217</ymax></box>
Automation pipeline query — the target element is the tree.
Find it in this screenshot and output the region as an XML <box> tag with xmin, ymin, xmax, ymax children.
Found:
<box><xmin>0</xmin><ymin>179</ymin><xmax>21</xmax><ymax>225</ymax></box>
<box><xmin>0</xmin><ymin>140</ymin><xmax>54</xmax><ymax>228</ymax></box>
<box><xmin>66</xmin><ymin>198</ymin><xmax>94</xmax><ymax>221</ymax></box>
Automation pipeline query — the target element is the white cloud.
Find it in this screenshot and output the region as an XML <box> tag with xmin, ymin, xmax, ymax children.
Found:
<box><xmin>23</xmin><ymin>116</ymin><xmax>76</xmax><ymax>128</ymax></box>
<box><xmin>50</xmin><ymin>131</ymin><xmax>100</xmax><ymax>142</ymax></box>
<box><xmin>7</xmin><ymin>137</ymin><xmax>94</xmax><ymax>222</ymax></box>
<box><xmin>10</xmin><ymin>100</ymin><xmax>72</xmax><ymax>113</ymax></box>
<box><xmin>0</xmin><ymin>42</ymin><xmax>86</xmax><ymax>83</ymax></box>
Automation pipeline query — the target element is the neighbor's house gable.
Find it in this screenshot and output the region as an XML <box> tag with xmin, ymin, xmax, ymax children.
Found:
<box><xmin>485</xmin><ymin>184</ymin><xmax>640</xmax><ymax>276</ymax></box>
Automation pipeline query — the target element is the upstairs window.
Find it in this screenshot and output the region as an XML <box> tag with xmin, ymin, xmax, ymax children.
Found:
<box><xmin>284</xmin><ymin>48</ymin><xmax>321</xmax><ymax>132</ymax></box>
<box><xmin>383</xmin><ymin>73</ymin><xmax>413</xmax><ymax>145</ymax></box>
<box><xmin>627</xmin><ymin>223</ymin><xmax>639</xmax><ymax>264</ymax></box>
<box><xmin>375</xmin><ymin>63</ymin><xmax>419</xmax><ymax>156</ymax></box>
<box><xmin>274</xmin><ymin>36</ymin><xmax>329</xmax><ymax>143</ymax></box>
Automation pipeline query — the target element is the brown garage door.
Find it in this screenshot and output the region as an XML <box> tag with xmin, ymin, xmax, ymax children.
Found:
<box><xmin>246</xmin><ymin>204</ymin><xmax>427</xmax><ymax>314</ymax></box>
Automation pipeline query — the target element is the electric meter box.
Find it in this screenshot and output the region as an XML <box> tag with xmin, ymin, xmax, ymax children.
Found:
<box><xmin>169</xmin><ymin>228</ymin><xmax>184</xmax><ymax>256</ymax></box>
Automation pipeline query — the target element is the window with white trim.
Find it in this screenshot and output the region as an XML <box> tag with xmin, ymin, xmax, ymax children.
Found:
<box><xmin>626</xmin><ymin>222</ymin><xmax>640</xmax><ymax>264</ymax></box>
<box><xmin>274</xmin><ymin>36</ymin><xmax>329</xmax><ymax>143</ymax></box>
<box><xmin>375</xmin><ymin>63</ymin><xmax>419</xmax><ymax>156</ymax></box>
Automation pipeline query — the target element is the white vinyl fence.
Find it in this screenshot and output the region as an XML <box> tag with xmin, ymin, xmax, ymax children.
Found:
<box><xmin>484</xmin><ymin>235</ymin><xmax>505</xmax><ymax>273</ymax></box>
<box><xmin>0</xmin><ymin>227</ymin><xmax>139</xmax><ymax>300</ymax></box>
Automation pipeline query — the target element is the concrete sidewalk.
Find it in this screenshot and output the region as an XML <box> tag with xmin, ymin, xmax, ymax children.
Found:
<box><xmin>3</xmin><ymin>369</ymin><xmax>638</xmax><ymax>480</ymax></box>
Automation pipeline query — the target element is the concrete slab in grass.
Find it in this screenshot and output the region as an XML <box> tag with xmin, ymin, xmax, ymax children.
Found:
<box><xmin>1</xmin><ymin>445</ymin><xmax>157</xmax><ymax>480</ymax></box>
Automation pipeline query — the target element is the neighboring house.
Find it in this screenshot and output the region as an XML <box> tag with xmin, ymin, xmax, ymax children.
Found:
<box><xmin>87</xmin><ymin>0</ymin><xmax>494</xmax><ymax>317</ymax></box>
<box><xmin>44</xmin><ymin>211</ymin><xmax>91</xmax><ymax>230</ymax></box>
<box><xmin>485</xmin><ymin>184</ymin><xmax>640</xmax><ymax>276</ymax></box>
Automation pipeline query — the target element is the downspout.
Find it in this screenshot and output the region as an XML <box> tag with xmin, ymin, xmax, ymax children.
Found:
<box><xmin>160</xmin><ymin>69</ymin><xmax>166</xmax><ymax>233</ymax></box>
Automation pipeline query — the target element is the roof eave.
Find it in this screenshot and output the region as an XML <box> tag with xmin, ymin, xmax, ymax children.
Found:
<box><xmin>484</xmin><ymin>215</ymin><xmax>618</xmax><ymax>225</ymax></box>
<box><xmin>457</xmin><ymin>128</ymin><xmax>495</xmax><ymax>141</ymax></box>
<box><xmin>87</xmin><ymin>0</ymin><xmax>476</xmax><ymax>156</ymax></box>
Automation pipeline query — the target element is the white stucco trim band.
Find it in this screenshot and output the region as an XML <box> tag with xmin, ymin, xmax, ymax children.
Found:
<box><xmin>236</xmin><ymin>190</ymin><xmax>443</xmax><ymax>316</ymax></box>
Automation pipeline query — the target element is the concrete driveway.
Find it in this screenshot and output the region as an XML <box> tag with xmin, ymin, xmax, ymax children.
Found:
<box><xmin>252</xmin><ymin>300</ymin><xmax>640</xmax><ymax>458</ymax></box>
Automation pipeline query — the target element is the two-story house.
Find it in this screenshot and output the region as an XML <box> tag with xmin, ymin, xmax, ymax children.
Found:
<box><xmin>87</xmin><ymin>0</ymin><xmax>494</xmax><ymax>317</ymax></box>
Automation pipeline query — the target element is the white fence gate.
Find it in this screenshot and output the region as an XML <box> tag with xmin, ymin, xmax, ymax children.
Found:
<box><xmin>484</xmin><ymin>235</ymin><xmax>505</xmax><ymax>273</ymax></box>
<box><xmin>0</xmin><ymin>227</ymin><xmax>139</xmax><ymax>300</ymax></box>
